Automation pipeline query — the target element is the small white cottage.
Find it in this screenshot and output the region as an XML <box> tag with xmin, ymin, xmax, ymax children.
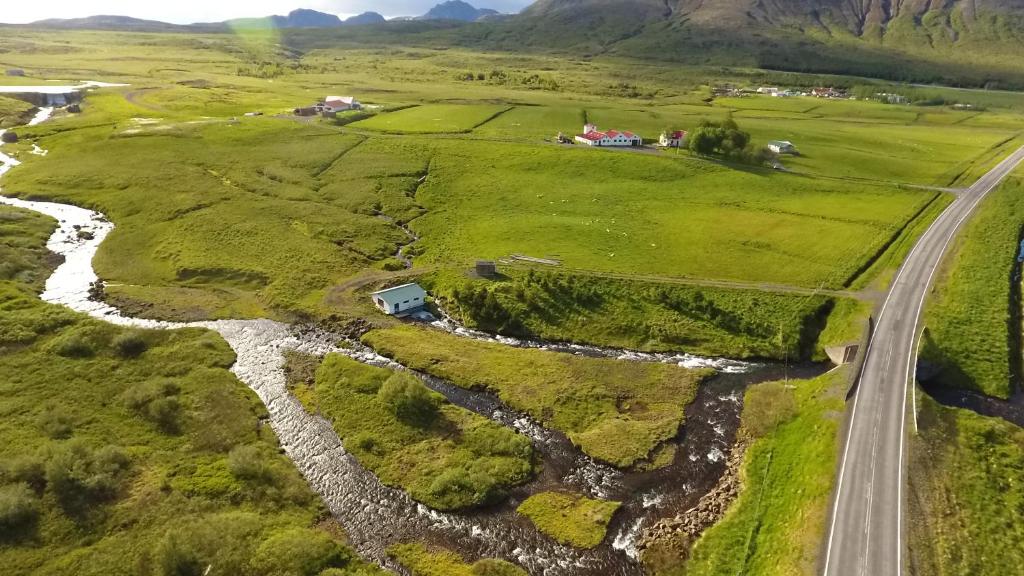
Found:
<box><xmin>370</xmin><ymin>283</ymin><xmax>427</xmax><ymax>315</ymax></box>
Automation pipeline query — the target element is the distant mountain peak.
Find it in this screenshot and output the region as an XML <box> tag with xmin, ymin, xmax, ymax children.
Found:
<box><xmin>419</xmin><ymin>1</ymin><xmax>501</xmax><ymax>22</ymax></box>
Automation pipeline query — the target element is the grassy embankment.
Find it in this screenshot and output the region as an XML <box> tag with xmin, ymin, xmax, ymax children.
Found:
<box><xmin>0</xmin><ymin>95</ymin><xmax>34</xmax><ymax>128</ymax></box>
<box><xmin>516</xmin><ymin>492</ymin><xmax>621</xmax><ymax>549</ymax></box>
<box><xmin>426</xmin><ymin>268</ymin><xmax>864</xmax><ymax>361</ymax></box>
<box><xmin>387</xmin><ymin>543</ymin><xmax>526</xmax><ymax>576</ymax></box>
<box><xmin>645</xmin><ymin>369</ymin><xmax>848</xmax><ymax>575</ymax></box>
<box><xmin>921</xmin><ymin>173</ymin><xmax>1024</xmax><ymax>399</ymax></box>
<box><xmin>287</xmin><ymin>353</ymin><xmax>534</xmax><ymax>510</ymax></box>
<box><xmin>0</xmin><ymin>205</ymin><xmax>379</xmax><ymax>575</ymax></box>
<box><xmin>362</xmin><ymin>325</ymin><xmax>710</xmax><ymax>468</ymax></box>
<box><xmin>908</xmin><ymin>396</ymin><xmax>1024</xmax><ymax>575</ymax></box>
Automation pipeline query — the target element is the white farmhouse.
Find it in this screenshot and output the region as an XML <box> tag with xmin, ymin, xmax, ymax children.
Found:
<box><xmin>575</xmin><ymin>124</ymin><xmax>642</xmax><ymax>147</ymax></box>
<box><xmin>659</xmin><ymin>130</ymin><xmax>687</xmax><ymax>148</ymax></box>
<box><xmin>370</xmin><ymin>283</ymin><xmax>427</xmax><ymax>315</ymax></box>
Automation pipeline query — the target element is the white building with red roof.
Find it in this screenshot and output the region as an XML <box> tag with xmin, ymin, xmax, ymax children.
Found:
<box><xmin>659</xmin><ymin>130</ymin><xmax>687</xmax><ymax>148</ymax></box>
<box><xmin>574</xmin><ymin>124</ymin><xmax>642</xmax><ymax>147</ymax></box>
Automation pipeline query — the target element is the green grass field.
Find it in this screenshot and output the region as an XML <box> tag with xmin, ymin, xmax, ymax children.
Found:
<box><xmin>922</xmin><ymin>173</ymin><xmax>1024</xmax><ymax>399</ymax></box>
<box><xmin>652</xmin><ymin>369</ymin><xmax>847</xmax><ymax>576</ymax></box>
<box><xmin>350</xmin><ymin>104</ymin><xmax>511</xmax><ymax>134</ymax></box>
<box><xmin>909</xmin><ymin>396</ymin><xmax>1024</xmax><ymax>576</ymax></box>
<box><xmin>292</xmin><ymin>353</ymin><xmax>534</xmax><ymax>511</ymax></box>
<box><xmin>516</xmin><ymin>492</ymin><xmax>621</xmax><ymax>549</ymax></box>
<box><xmin>361</xmin><ymin>325</ymin><xmax>710</xmax><ymax>468</ymax></box>
<box><xmin>0</xmin><ymin>205</ymin><xmax>379</xmax><ymax>576</ymax></box>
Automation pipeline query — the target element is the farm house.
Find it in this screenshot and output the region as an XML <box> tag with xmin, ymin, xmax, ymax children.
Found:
<box><xmin>659</xmin><ymin>130</ymin><xmax>687</xmax><ymax>148</ymax></box>
<box><xmin>370</xmin><ymin>283</ymin><xmax>427</xmax><ymax>315</ymax></box>
<box><xmin>575</xmin><ymin>124</ymin><xmax>642</xmax><ymax>147</ymax></box>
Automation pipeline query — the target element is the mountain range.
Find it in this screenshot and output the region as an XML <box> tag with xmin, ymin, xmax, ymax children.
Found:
<box><xmin>12</xmin><ymin>1</ymin><xmax>1024</xmax><ymax>88</ymax></box>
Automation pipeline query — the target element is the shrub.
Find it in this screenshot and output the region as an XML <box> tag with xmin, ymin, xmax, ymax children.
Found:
<box><xmin>113</xmin><ymin>331</ymin><xmax>149</xmax><ymax>358</ymax></box>
<box><xmin>37</xmin><ymin>403</ymin><xmax>73</xmax><ymax>439</ymax></box>
<box><xmin>124</xmin><ymin>379</ymin><xmax>183</xmax><ymax>433</ymax></box>
<box><xmin>251</xmin><ymin>528</ymin><xmax>354</xmax><ymax>576</ymax></box>
<box><xmin>45</xmin><ymin>441</ymin><xmax>131</xmax><ymax>505</ymax></box>
<box><xmin>154</xmin><ymin>530</ymin><xmax>204</xmax><ymax>576</ymax></box>
<box><xmin>51</xmin><ymin>332</ymin><xmax>95</xmax><ymax>358</ymax></box>
<box><xmin>377</xmin><ymin>372</ymin><xmax>438</xmax><ymax>426</ymax></box>
<box><xmin>227</xmin><ymin>445</ymin><xmax>272</xmax><ymax>484</ymax></box>
<box><xmin>0</xmin><ymin>483</ymin><xmax>39</xmax><ymax>537</ymax></box>
<box><xmin>1</xmin><ymin>455</ymin><xmax>46</xmax><ymax>491</ymax></box>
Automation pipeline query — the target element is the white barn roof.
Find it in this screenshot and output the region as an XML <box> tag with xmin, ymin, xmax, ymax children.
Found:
<box><xmin>371</xmin><ymin>283</ymin><xmax>426</xmax><ymax>303</ymax></box>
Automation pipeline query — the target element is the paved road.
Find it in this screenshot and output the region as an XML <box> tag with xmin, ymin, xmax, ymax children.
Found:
<box><xmin>822</xmin><ymin>146</ymin><xmax>1024</xmax><ymax>576</ymax></box>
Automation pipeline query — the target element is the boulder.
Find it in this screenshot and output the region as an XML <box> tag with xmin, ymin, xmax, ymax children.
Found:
<box><xmin>1</xmin><ymin>131</ymin><xmax>18</xmax><ymax>143</ymax></box>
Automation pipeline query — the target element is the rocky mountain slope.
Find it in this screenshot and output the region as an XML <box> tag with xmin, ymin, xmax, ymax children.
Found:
<box><xmin>420</xmin><ymin>1</ymin><xmax>501</xmax><ymax>21</ymax></box>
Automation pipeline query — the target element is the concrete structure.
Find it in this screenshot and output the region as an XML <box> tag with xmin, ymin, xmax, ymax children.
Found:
<box><xmin>575</xmin><ymin>124</ymin><xmax>642</xmax><ymax>147</ymax></box>
<box><xmin>756</xmin><ymin>86</ymin><xmax>779</xmax><ymax>95</ymax></box>
<box><xmin>475</xmin><ymin>260</ymin><xmax>498</xmax><ymax>277</ymax></box>
<box><xmin>825</xmin><ymin>344</ymin><xmax>859</xmax><ymax>365</ymax></box>
<box><xmin>370</xmin><ymin>283</ymin><xmax>426</xmax><ymax>315</ymax></box>
<box><xmin>768</xmin><ymin>140</ymin><xmax>796</xmax><ymax>154</ymax></box>
<box><xmin>659</xmin><ymin>130</ymin><xmax>687</xmax><ymax>148</ymax></box>
<box><xmin>822</xmin><ymin>145</ymin><xmax>1024</xmax><ymax>576</ymax></box>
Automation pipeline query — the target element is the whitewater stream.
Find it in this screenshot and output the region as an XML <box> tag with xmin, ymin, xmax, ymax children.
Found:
<box><xmin>0</xmin><ymin>106</ymin><xmax>821</xmax><ymax>574</ymax></box>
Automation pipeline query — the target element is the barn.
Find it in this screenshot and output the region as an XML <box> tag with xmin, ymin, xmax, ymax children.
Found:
<box><xmin>370</xmin><ymin>283</ymin><xmax>427</xmax><ymax>315</ymax></box>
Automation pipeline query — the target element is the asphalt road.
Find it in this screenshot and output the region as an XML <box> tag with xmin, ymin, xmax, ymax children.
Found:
<box><xmin>822</xmin><ymin>146</ymin><xmax>1024</xmax><ymax>576</ymax></box>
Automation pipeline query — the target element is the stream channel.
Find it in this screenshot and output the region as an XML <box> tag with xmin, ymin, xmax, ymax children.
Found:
<box><xmin>1</xmin><ymin>105</ymin><xmax>825</xmax><ymax>575</ymax></box>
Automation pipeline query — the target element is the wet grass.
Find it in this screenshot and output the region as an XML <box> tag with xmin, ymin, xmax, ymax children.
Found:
<box><xmin>361</xmin><ymin>325</ymin><xmax>711</xmax><ymax>468</ymax></box>
<box><xmin>388</xmin><ymin>543</ymin><xmax>527</xmax><ymax>576</ymax></box>
<box><xmin>922</xmin><ymin>173</ymin><xmax>1024</xmax><ymax>399</ymax></box>
<box><xmin>516</xmin><ymin>492</ymin><xmax>621</xmax><ymax>549</ymax></box>
<box><xmin>297</xmin><ymin>353</ymin><xmax>535</xmax><ymax>511</ymax></box>
<box><xmin>908</xmin><ymin>395</ymin><xmax>1024</xmax><ymax>576</ymax></box>
<box><xmin>0</xmin><ymin>205</ymin><xmax>379</xmax><ymax>576</ymax></box>
<box><xmin>0</xmin><ymin>95</ymin><xmax>34</xmax><ymax>128</ymax></box>
<box><xmin>651</xmin><ymin>369</ymin><xmax>847</xmax><ymax>576</ymax></box>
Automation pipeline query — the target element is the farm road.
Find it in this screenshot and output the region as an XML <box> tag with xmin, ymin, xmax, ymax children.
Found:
<box><xmin>821</xmin><ymin>145</ymin><xmax>1024</xmax><ymax>576</ymax></box>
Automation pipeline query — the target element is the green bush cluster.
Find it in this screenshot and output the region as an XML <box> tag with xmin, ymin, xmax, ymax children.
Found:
<box><xmin>377</xmin><ymin>372</ymin><xmax>439</xmax><ymax>426</ymax></box>
<box><xmin>388</xmin><ymin>543</ymin><xmax>527</xmax><ymax>576</ymax></box>
<box><xmin>45</xmin><ymin>441</ymin><xmax>131</xmax><ymax>507</ymax></box>
<box><xmin>687</xmin><ymin>117</ymin><xmax>775</xmax><ymax>165</ymax></box>
<box><xmin>124</xmin><ymin>378</ymin><xmax>184</xmax><ymax>433</ymax></box>
<box><xmin>0</xmin><ymin>483</ymin><xmax>39</xmax><ymax>538</ymax></box>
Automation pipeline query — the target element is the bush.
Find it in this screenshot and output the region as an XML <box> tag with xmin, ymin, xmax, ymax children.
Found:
<box><xmin>37</xmin><ymin>403</ymin><xmax>73</xmax><ymax>439</ymax></box>
<box><xmin>51</xmin><ymin>332</ymin><xmax>95</xmax><ymax>358</ymax></box>
<box><xmin>155</xmin><ymin>530</ymin><xmax>204</xmax><ymax>576</ymax></box>
<box><xmin>45</xmin><ymin>441</ymin><xmax>131</xmax><ymax>505</ymax></box>
<box><xmin>251</xmin><ymin>528</ymin><xmax>354</xmax><ymax>576</ymax></box>
<box><xmin>113</xmin><ymin>331</ymin><xmax>149</xmax><ymax>358</ymax></box>
<box><xmin>741</xmin><ymin>381</ymin><xmax>798</xmax><ymax>438</ymax></box>
<box><xmin>1</xmin><ymin>455</ymin><xmax>46</xmax><ymax>491</ymax></box>
<box><xmin>227</xmin><ymin>445</ymin><xmax>273</xmax><ymax>484</ymax></box>
<box><xmin>124</xmin><ymin>379</ymin><xmax>183</xmax><ymax>433</ymax></box>
<box><xmin>0</xmin><ymin>483</ymin><xmax>39</xmax><ymax>537</ymax></box>
<box><xmin>377</xmin><ymin>373</ymin><xmax>438</xmax><ymax>426</ymax></box>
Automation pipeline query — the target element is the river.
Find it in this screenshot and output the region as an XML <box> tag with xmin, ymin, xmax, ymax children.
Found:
<box><xmin>0</xmin><ymin>105</ymin><xmax>822</xmax><ymax>575</ymax></box>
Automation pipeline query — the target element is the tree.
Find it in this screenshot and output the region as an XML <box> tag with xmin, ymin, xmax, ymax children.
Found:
<box><xmin>377</xmin><ymin>373</ymin><xmax>438</xmax><ymax>426</ymax></box>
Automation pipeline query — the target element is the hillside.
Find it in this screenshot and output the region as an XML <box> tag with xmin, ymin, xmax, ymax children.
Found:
<box><xmin>509</xmin><ymin>0</ymin><xmax>1024</xmax><ymax>86</ymax></box>
<box><xmin>420</xmin><ymin>1</ymin><xmax>501</xmax><ymax>21</ymax></box>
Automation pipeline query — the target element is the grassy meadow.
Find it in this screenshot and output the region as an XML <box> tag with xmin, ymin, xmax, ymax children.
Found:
<box><xmin>350</xmin><ymin>104</ymin><xmax>510</xmax><ymax>133</ymax></box>
<box><xmin>515</xmin><ymin>492</ymin><xmax>621</xmax><ymax>549</ymax></box>
<box><xmin>908</xmin><ymin>396</ymin><xmax>1024</xmax><ymax>576</ymax></box>
<box><xmin>0</xmin><ymin>205</ymin><xmax>379</xmax><ymax>576</ymax></box>
<box><xmin>362</xmin><ymin>325</ymin><xmax>711</xmax><ymax>468</ymax></box>
<box><xmin>647</xmin><ymin>369</ymin><xmax>847</xmax><ymax>575</ymax></box>
<box><xmin>922</xmin><ymin>173</ymin><xmax>1024</xmax><ymax>399</ymax></box>
<box><xmin>290</xmin><ymin>353</ymin><xmax>534</xmax><ymax>511</ymax></box>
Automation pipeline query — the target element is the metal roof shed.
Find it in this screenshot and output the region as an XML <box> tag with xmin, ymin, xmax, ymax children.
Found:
<box><xmin>370</xmin><ymin>283</ymin><xmax>427</xmax><ymax>315</ymax></box>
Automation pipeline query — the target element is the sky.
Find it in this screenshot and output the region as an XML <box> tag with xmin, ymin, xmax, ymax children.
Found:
<box><xmin>0</xmin><ymin>1</ymin><xmax>536</xmax><ymax>24</ymax></box>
